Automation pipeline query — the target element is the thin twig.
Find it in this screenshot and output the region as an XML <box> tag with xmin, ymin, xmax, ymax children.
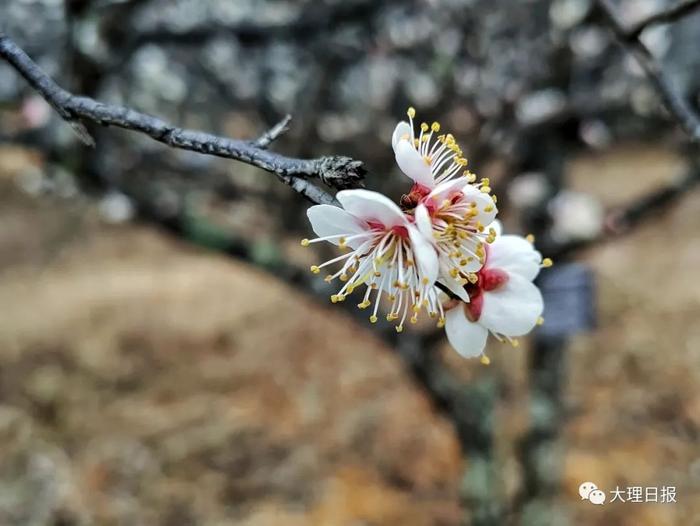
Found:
<box><xmin>253</xmin><ymin>114</ymin><xmax>292</xmax><ymax>149</ymax></box>
<box><xmin>626</xmin><ymin>0</ymin><xmax>700</xmax><ymax>39</ymax></box>
<box><xmin>0</xmin><ymin>34</ymin><xmax>365</xmax><ymax>206</ymax></box>
<box><xmin>595</xmin><ymin>0</ymin><xmax>700</xmax><ymax>142</ymax></box>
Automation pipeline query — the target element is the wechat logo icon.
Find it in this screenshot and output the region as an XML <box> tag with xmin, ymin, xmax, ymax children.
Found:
<box><xmin>579</xmin><ymin>482</ymin><xmax>606</xmax><ymax>505</ymax></box>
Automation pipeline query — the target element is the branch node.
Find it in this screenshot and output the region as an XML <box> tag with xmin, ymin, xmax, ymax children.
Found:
<box><xmin>317</xmin><ymin>156</ymin><xmax>366</xmax><ymax>190</ymax></box>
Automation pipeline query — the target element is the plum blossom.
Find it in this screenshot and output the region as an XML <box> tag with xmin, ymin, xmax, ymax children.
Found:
<box><xmin>303</xmin><ymin>107</ymin><xmax>550</xmax><ymax>361</ymax></box>
<box><xmin>303</xmin><ymin>189</ymin><xmax>443</xmax><ymax>331</ymax></box>
<box><xmin>443</xmin><ymin>221</ymin><xmax>550</xmax><ymax>361</ymax></box>
<box><xmin>392</xmin><ymin>107</ymin><xmax>487</xmax><ymax>191</ymax></box>
<box><xmin>411</xmin><ymin>178</ymin><xmax>498</xmax><ymax>303</ymax></box>
<box><xmin>393</xmin><ymin>108</ymin><xmax>499</xmax><ymax>301</ymax></box>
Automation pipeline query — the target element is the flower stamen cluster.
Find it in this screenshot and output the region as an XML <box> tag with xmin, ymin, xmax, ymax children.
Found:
<box><xmin>304</xmin><ymin>108</ymin><xmax>549</xmax><ymax>360</ymax></box>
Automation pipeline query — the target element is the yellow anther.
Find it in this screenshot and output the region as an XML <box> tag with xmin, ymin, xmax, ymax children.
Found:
<box><xmin>324</xmin><ymin>275</ymin><xmax>333</xmax><ymax>283</ymax></box>
<box><xmin>481</xmin><ymin>186</ymin><xmax>492</xmax><ymax>194</ymax></box>
<box><xmin>414</xmin><ymin>138</ymin><xmax>420</xmax><ymax>148</ymax></box>
<box><xmin>407</xmin><ymin>107</ymin><xmax>416</xmax><ymax>119</ymax></box>
<box><xmin>339</xmin><ymin>274</ymin><xmax>349</xmax><ymax>282</ymax></box>
<box><xmin>311</xmin><ymin>265</ymin><xmax>320</xmax><ymax>274</ymax></box>
<box><xmin>369</xmin><ymin>315</ymin><xmax>378</xmax><ymax>323</ymax></box>
<box><xmin>422</xmin><ymin>277</ymin><xmax>430</xmax><ymax>285</ymax></box>
<box><xmin>450</xmin><ymin>268</ymin><xmax>459</xmax><ymax>278</ymax></box>
<box><xmin>459</xmin><ymin>259</ymin><xmax>467</xmax><ymax>266</ymax></box>
<box><xmin>431</xmin><ymin>121</ymin><xmax>440</xmax><ymax>132</ymax></box>
<box><xmin>542</xmin><ymin>258</ymin><xmax>553</xmax><ymax>268</ymax></box>
<box><xmin>395</xmin><ymin>325</ymin><xmax>404</xmax><ymax>333</ymax></box>
<box><xmin>421</xmin><ymin>122</ymin><xmax>429</xmax><ymax>132</ymax></box>
<box><xmin>484</xmin><ymin>205</ymin><xmax>494</xmax><ymax>213</ymax></box>
<box><xmin>421</xmin><ymin>135</ymin><xmax>430</xmax><ymax>142</ymax></box>
<box><xmin>526</xmin><ymin>234</ymin><xmax>535</xmax><ymax>243</ymax></box>
<box><xmin>492</xmin><ymin>195</ymin><xmax>498</xmax><ymax>203</ymax></box>
<box><xmin>338</xmin><ymin>236</ymin><xmax>347</xmax><ymax>246</ymax></box>
<box><xmin>373</xmin><ymin>271</ymin><xmax>381</xmax><ymax>277</ymax></box>
<box><xmin>301</xmin><ymin>238</ymin><xmax>310</xmax><ymax>247</ymax></box>
<box><xmin>423</xmin><ymin>155</ymin><xmax>432</xmax><ymax>165</ymax></box>
<box><xmin>410</xmin><ymin>315</ymin><xmax>418</xmax><ymax>324</ymax></box>
<box><xmin>511</xmin><ymin>339</ymin><xmax>520</xmax><ymax>348</ymax></box>
<box><xmin>468</xmin><ymin>273</ymin><xmax>479</xmax><ymax>284</ymax></box>
<box><xmin>358</xmin><ymin>300</ymin><xmax>371</xmax><ymax>309</ymax></box>
<box><xmin>436</xmin><ymin>317</ymin><xmax>446</xmax><ymax>328</ymax></box>
<box><xmin>413</xmin><ymin>304</ymin><xmax>421</xmax><ymax>313</ymax></box>
<box><xmin>330</xmin><ymin>294</ymin><xmax>339</xmax><ymax>303</ymax></box>
<box><xmin>480</xmin><ymin>355</ymin><xmax>491</xmax><ymax>366</ymax></box>
<box><xmin>536</xmin><ymin>316</ymin><xmax>545</xmax><ymax>326</ymax></box>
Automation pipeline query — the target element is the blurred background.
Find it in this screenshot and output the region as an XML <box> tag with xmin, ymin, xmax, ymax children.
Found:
<box><xmin>1</xmin><ymin>0</ymin><xmax>700</xmax><ymax>525</ymax></box>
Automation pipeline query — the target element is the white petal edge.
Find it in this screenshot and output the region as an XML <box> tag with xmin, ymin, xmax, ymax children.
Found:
<box><xmin>462</xmin><ymin>185</ymin><xmax>498</xmax><ymax>226</ymax></box>
<box><xmin>306</xmin><ymin>205</ymin><xmax>366</xmax><ymax>248</ymax></box>
<box><xmin>479</xmin><ymin>274</ymin><xmax>544</xmax><ymax>337</ymax></box>
<box><xmin>488</xmin><ymin>235</ymin><xmax>542</xmax><ymax>281</ymax></box>
<box><xmin>392</xmin><ymin>121</ymin><xmax>414</xmax><ymax>150</ymax></box>
<box><xmin>438</xmin><ymin>255</ymin><xmax>470</xmax><ymax>302</ymax></box>
<box><xmin>336</xmin><ymin>189</ymin><xmax>406</xmax><ymax>228</ymax></box>
<box><xmin>394</xmin><ymin>140</ymin><xmax>434</xmax><ymax>187</ymax></box>
<box><xmin>414</xmin><ymin>203</ymin><xmax>434</xmax><ymax>242</ymax></box>
<box><xmin>428</xmin><ymin>178</ymin><xmax>470</xmax><ymax>201</ymax></box>
<box><xmin>408</xmin><ymin>224</ymin><xmax>439</xmax><ymax>284</ymax></box>
<box><xmin>445</xmin><ymin>306</ymin><xmax>489</xmax><ymax>358</ymax></box>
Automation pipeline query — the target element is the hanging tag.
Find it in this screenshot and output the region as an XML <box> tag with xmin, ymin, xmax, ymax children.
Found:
<box><xmin>537</xmin><ymin>262</ymin><xmax>595</xmax><ymax>338</ymax></box>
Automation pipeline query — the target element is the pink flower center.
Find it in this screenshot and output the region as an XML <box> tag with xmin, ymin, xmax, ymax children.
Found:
<box><xmin>463</xmin><ymin>260</ymin><xmax>509</xmax><ymax>322</ymax></box>
<box><xmin>366</xmin><ymin>220</ymin><xmax>409</xmax><ymax>239</ymax></box>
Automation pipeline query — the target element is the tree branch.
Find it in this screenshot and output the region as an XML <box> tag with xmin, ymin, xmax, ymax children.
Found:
<box><xmin>0</xmin><ymin>33</ymin><xmax>365</xmax><ymax>206</ymax></box>
<box><xmin>595</xmin><ymin>0</ymin><xmax>700</xmax><ymax>142</ymax></box>
<box><xmin>626</xmin><ymin>0</ymin><xmax>700</xmax><ymax>39</ymax></box>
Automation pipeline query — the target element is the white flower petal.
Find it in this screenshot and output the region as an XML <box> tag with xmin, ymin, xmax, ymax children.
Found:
<box><xmin>408</xmin><ymin>224</ymin><xmax>439</xmax><ymax>283</ymax></box>
<box><xmin>445</xmin><ymin>306</ymin><xmax>489</xmax><ymax>358</ymax></box>
<box><xmin>479</xmin><ymin>274</ymin><xmax>543</xmax><ymax>337</ymax></box>
<box><xmin>438</xmin><ymin>255</ymin><xmax>470</xmax><ymax>301</ymax></box>
<box><xmin>428</xmin><ymin>178</ymin><xmax>469</xmax><ymax>201</ymax></box>
<box><xmin>336</xmin><ymin>189</ymin><xmax>406</xmax><ymax>228</ymax></box>
<box><xmin>414</xmin><ymin>203</ymin><xmax>434</xmax><ymax>241</ymax></box>
<box><xmin>488</xmin><ymin>235</ymin><xmax>542</xmax><ymax>281</ymax></box>
<box><xmin>439</xmin><ymin>275</ymin><xmax>470</xmax><ymax>302</ymax></box>
<box><xmin>392</xmin><ymin>121</ymin><xmax>413</xmax><ymax>150</ymax></box>
<box><xmin>459</xmin><ymin>237</ymin><xmax>485</xmax><ymax>273</ymax></box>
<box><xmin>307</xmin><ymin>205</ymin><xmax>366</xmax><ymax>248</ymax></box>
<box><xmin>462</xmin><ymin>185</ymin><xmax>498</xmax><ymax>226</ymax></box>
<box><xmin>394</xmin><ymin>140</ymin><xmax>434</xmax><ymax>187</ymax></box>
